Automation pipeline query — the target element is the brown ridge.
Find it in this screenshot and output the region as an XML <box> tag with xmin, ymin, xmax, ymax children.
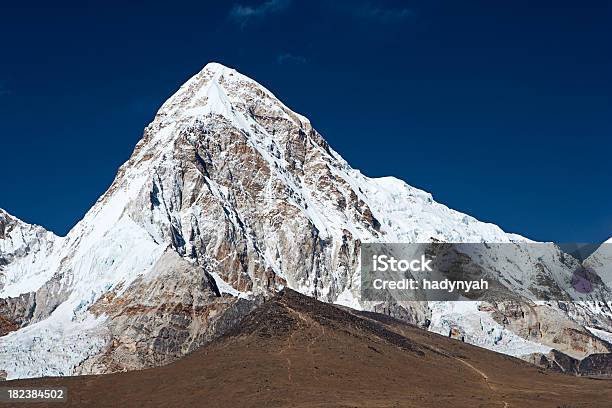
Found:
<box><xmin>6</xmin><ymin>289</ymin><xmax>612</xmax><ymax>408</ymax></box>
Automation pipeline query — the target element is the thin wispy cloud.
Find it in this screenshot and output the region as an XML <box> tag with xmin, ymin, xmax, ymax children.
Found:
<box><xmin>355</xmin><ymin>2</ymin><xmax>414</xmax><ymax>23</ymax></box>
<box><xmin>229</xmin><ymin>0</ymin><xmax>291</xmax><ymax>26</ymax></box>
<box><xmin>276</xmin><ymin>53</ymin><xmax>307</xmax><ymax>65</ymax></box>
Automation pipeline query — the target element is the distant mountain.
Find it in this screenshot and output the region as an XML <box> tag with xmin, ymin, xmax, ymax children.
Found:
<box><xmin>586</xmin><ymin>238</ymin><xmax>612</xmax><ymax>290</ymax></box>
<box><xmin>558</xmin><ymin>242</ymin><xmax>601</xmax><ymax>261</ymax></box>
<box><xmin>1</xmin><ymin>63</ymin><xmax>611</xmax><ymax>379</ymax></box>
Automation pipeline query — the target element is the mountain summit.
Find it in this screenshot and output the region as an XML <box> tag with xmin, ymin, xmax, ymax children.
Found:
<box><xmin>1</xmin><ymin>63</ymin><xmax>611</xmax><ymax>379</ymax></box>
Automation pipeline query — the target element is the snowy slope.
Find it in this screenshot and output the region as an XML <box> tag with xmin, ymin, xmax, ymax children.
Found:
<box><xmin>586</xmin><ymin>238</ymin><xmax>612</xmax><ymax>288</ymax></box>
<box><xmin>0</xmin><ymin>209</ymin><xmax>60</xmax><ymax>296</ymax></box>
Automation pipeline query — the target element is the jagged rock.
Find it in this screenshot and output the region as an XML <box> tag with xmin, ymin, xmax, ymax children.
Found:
<box><xmin>527</xmin><ymin>348</ymin><xmax>612</xmax><ymax>377</ymax></box>
<box><xmin>0</xmin><ymin>292</ymin><xmax>35</xmax><ymax>336</ymax></box>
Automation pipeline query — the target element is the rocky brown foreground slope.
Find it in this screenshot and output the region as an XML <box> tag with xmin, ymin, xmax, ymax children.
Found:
<box><xmin>5</xmin><ymin>290</ymin><xmax>612</xmax><ymax>408</ymax></box>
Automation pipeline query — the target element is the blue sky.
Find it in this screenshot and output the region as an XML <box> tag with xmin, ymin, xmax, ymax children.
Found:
<box><xmin>0</xmin><ymin>0</ymin><xmax>610</xmax><ymax>242</ymax></box>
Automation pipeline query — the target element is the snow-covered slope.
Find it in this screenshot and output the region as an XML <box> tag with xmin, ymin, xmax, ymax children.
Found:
<box><xmin>1</xmin><ymin>63</ymin><xmax>611</xmax><ymax>379</ymax></box>
<box><xmin>586</xmin><ymin>238</ymin><xmax>612</xmax><ymax>288</ymax></box>
<box><xmin>0</xmin><ymin>209</ymin><xmax>60</xmax><ymax>297</ymax></box>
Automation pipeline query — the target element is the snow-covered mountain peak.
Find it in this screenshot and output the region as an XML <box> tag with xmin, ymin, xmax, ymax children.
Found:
<box><xmin>203</xmin><ymin>61</ymin><xmax>236</xmax><ymax>74</ymax></box>
<box><xmin>2</xmin><ymin>64</ymin><xmax>612</xmax><ymax>380</ymax></box>
<box><xmin>153</xmin><ymin>62</ymin><xmax>310</xmax><ymax>132</ymax></box>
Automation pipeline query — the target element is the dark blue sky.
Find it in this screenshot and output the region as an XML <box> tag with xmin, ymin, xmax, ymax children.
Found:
<box><xmin>0</xmin><ymin>0</ymin><xmax>610</xmax><ymax>242</ymax></box>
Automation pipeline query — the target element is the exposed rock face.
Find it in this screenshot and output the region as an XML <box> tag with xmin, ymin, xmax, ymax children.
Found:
<box><xmin>76</xmin><ymin>251</ymin><xmax>262</xmax><ymax>374</ymax></box>
<box><xmin>0</xmin><ymin>63</ymin><xmax>611</xmax><ymax>379</ymax></box>
<box><xmin>0</xmin><ymin>292</ymin><xmax>35</xmax><ymax>336</ymax></box>
<box><xmin>527</xmin><ymin>348</ymin><xmax>612</xmax><ymax>377</ymax></box>
<box><xmin>488</xmin><ymin>301</ymin><xmax>612</xmax><ymax>359</ymax></box>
